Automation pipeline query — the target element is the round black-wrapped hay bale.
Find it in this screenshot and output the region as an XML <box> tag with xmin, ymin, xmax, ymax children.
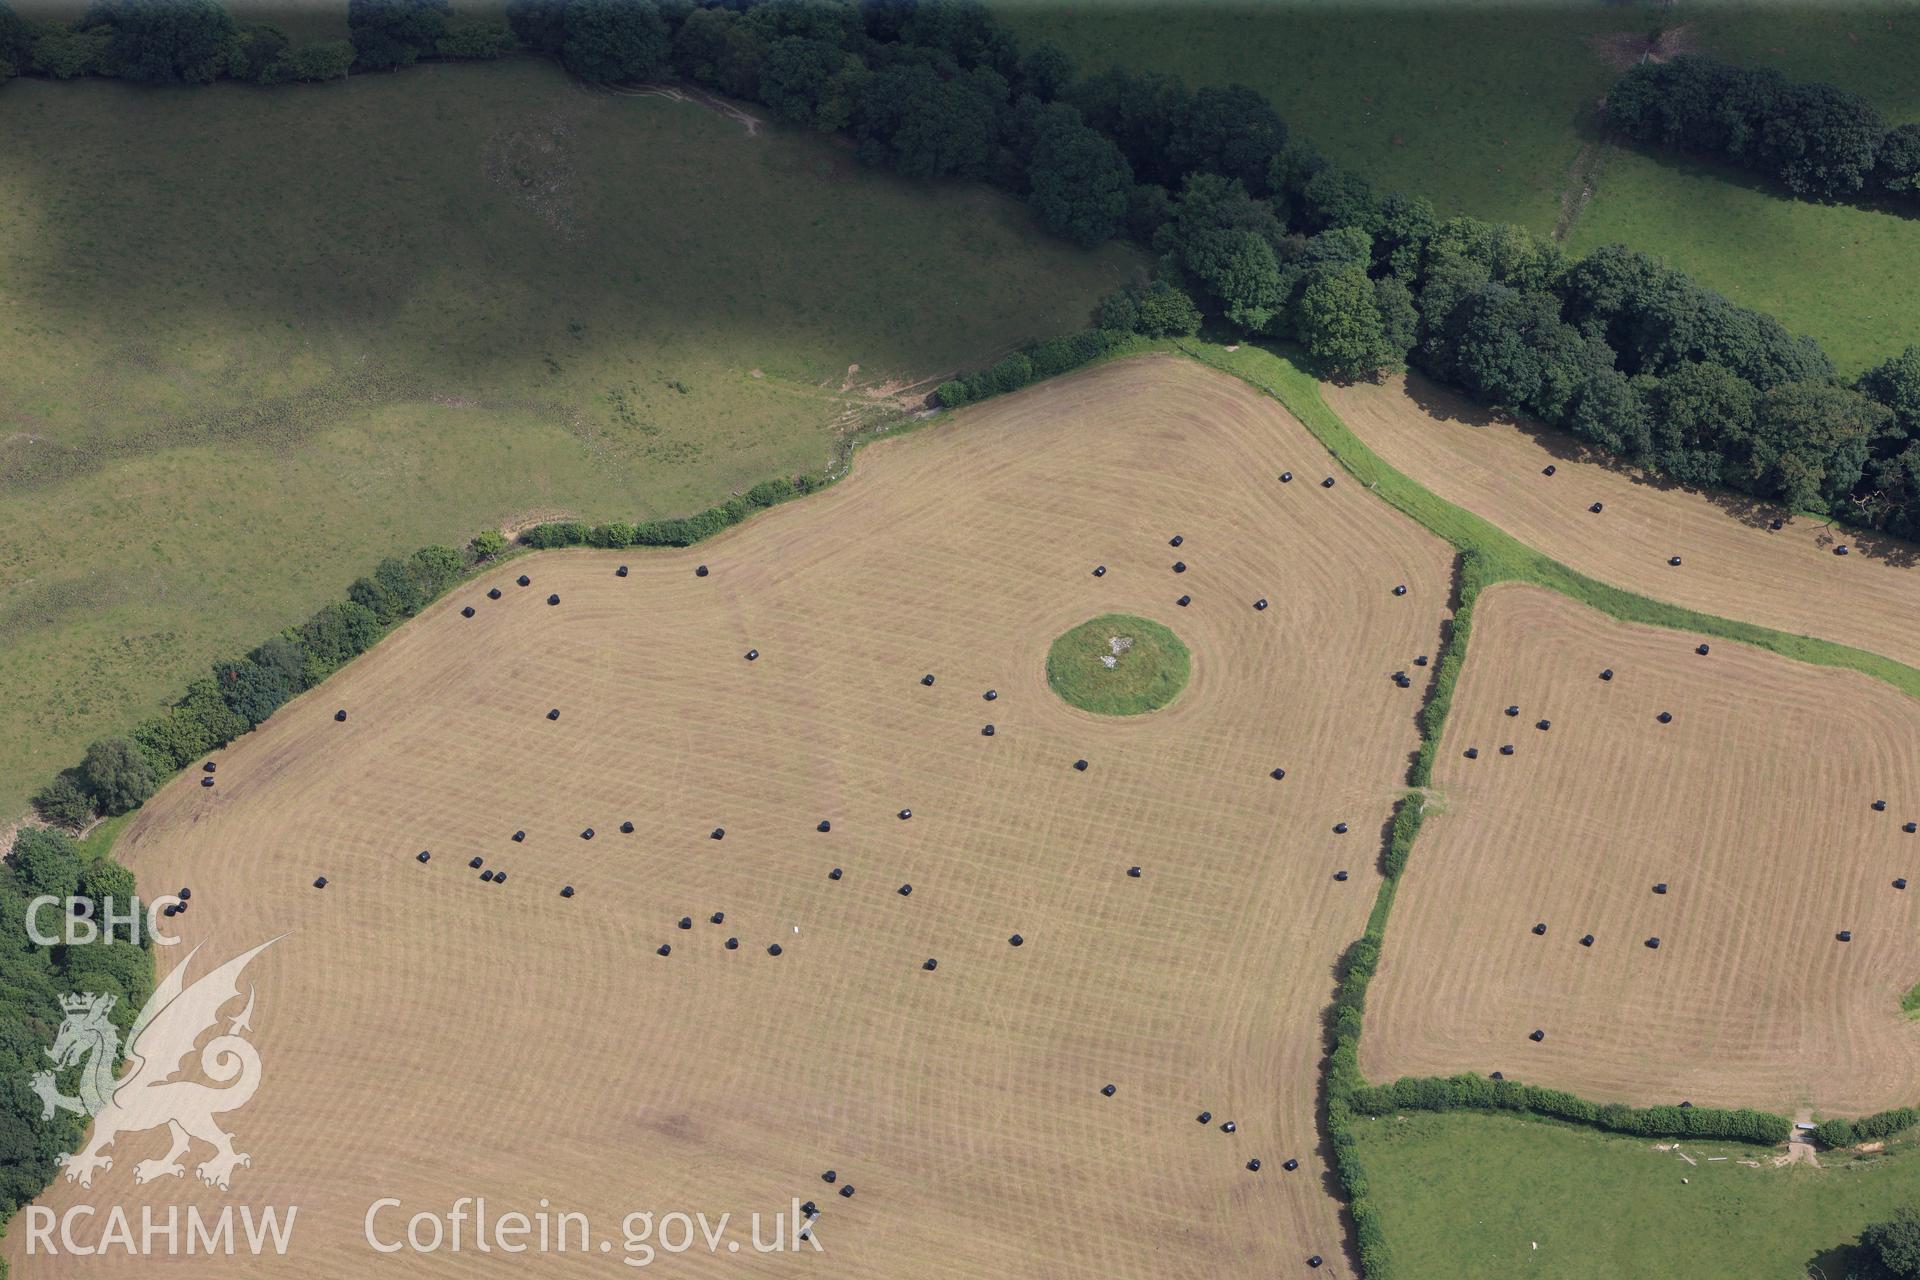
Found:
<box><xmin>494</xmin><ymin>871</ymin><xmax>507</xmax><ymax>884</ymax></box>
<box><xmin>1543</xmin><ymin>465</ymin><xmax>1556</xmax><ymax>476</ymax></box>
<box><xmin>482</xmin><ymin>870</ymin><xmax>497</xmax><ymax>883</ymax></box>
<box><xmin>547</xmin><ymin>594</ymin><xmax>560</xmax><ymax>606</ymax></box>
<box><xmin>1333</xmin><ymin>822</ymin><xmax>1349</xmax><ymax>834</ymax></box>
<box><xmin>839</xmin><ymin>1185</ymin><xmax>854</xmax><ymax>1199</ymax></box>
<box><xmin>1529</xmin><ymin>1029</ymin><xmax>1545</xmax><ymax>1042</ymax></box>
<box><xmin>1197</xmin><ymin>1111</ymin><xmax>1212</xmax><ymax>1124</ymax></box>
<box><xmin>1321</xmin><ymin>476</ymin><xmax>1335</xmax><ymax>489</ymax></box>
<box><xmin>1271</xmin><ymin>767</ymin><xmax>1287</xmax><ymax>780</ymax></box>
<box><xmin>1101</xmin><ymin>1084</ymin><xmax>1116</xmax><ymax>1097</ymax></box>
<box><xmin>1415</xmin><ymin>655</ymin><xmax>1429</xmax><ymax>667</ymax></box>
<box><xmin>313</xmin><ymin>876</ymin><xmax>328</xmax><ymax>889</ymax></box>
<box><xmin>1589</xmin><ymin>502</ymin><xmax>1603</xmax><ymax>514</ymax></box>
<box><xmin>817</xmin><ymin>820</ymin><xmax>831</xmax><ymax>832</ymax></box>
<box><xmin>517</xmin><ymin>575</ymin><xmax>530</xmax><ymax>587</ymax></box>
<box><xmin>1600</xmin><ymin>668</ymin><xmax>1614</xmax><ymax>681</ymax></box>
<box><xmin>1532</xmin><ymin>923</ymin><xmax>1547</xmax><ymax>936</ymax></box>
<box><xmin>470</xmin><ymin>856</ymin><xmax>484</xmax><ymax>869</ymax></box>
<box><xmin>200</xmin><ymin>776</ymin><xmax>215</xmax><ymax>788</ymax></box>
<box><xmin>1393</xmin><ymin>584</ymin><xmax>1407</xmax><ymax>597</ymax></box>
<box><xmin>1176</xmin><ymin>594</ymin><xmax>1191</xmax><ymax>607</ymax></box>
<box><xmin>1895</xmin><ymin>878</ymin><xmax>1908</xmax><ymax>890</ymax></box>
<box><xmin>488</xmin><ymin>587</ymin><xmax>502</xmax><ymax>600</ymax></box>
<box><xmin>768</xmin><ymin>943</ymin><xmax>783</xmax><ymax>956</ymax></box>
<box><xmin>822</xmin><ymin>1170</ymin><xmax>837</xmax><ymax>1184</ymax></box>
<box><xmin>678</xmin><ymin>917</ymin><xmax>692</xmax><ymax>930</ymax></box>
<box><xmin>711</xmin><ymin>827</ymin><xmax>725</xmax><ymax>840</ymax></box>
<box><xmin>621</xmin><ymin>821</ymin><xmax>634</xmax><ymax>834</ymax></box>
<box><xmin>1653</xmin><ymin>882</ymin><xmax>1667</xmax><ymax>894</ymax></box>
<box><xmin>1669</xmin><ymin>556</ymin><xmax>1682</xmax><ymax>567</ymax></box>
<box><xmin>1645</xmin><ymin>936</ymin><xmax>1661</xmax><ymax>949</ymax></box>
<box><xmin>547</xmin><ymin>708</ymin><xmax>561</xmax><ymax>721</ymax></box>
<box><xmin>1464</xmin><ymin>747</ymin><xmax>1479</xmax><ymax>759</ymax></box>
<box><xmin>1499</xmin><ymin>744</ymin><xmax>1515</xmax><ymax>755</ymax></box>
<box><xmin>461</xmin><ymin>606</ymin><xmax>476</xmax><ymax>618</ymax></box>
<box><xmin>1838</xmin><ymin>930</ymin><xmax>1853</xmax><ymax>942</ymax></box>
<box><xmin>984</xmin><ymin>689</ymin><xmax>998</xmax><ymax>701</ymax></box>
<box><xmin>696</xmin><ymin>564</ymin><xmax>709</xmax><ymax>577</ymax></box>
<box><xmin>616</xmin><ymin>565</ymin><xmax>628</xmax><ymax>577</ymax></box>
<box><xmin>922</xmin><ymin>958</ymin><xmax>938</xmax><ymax>971</ymax></box>
<box><xmin>745</xmin><ymin>649</ymin><xmax>759</xmax><ymax>661</ymax></box>
<box><xmin>417</xmin><ymin>851</ymin><xmax>431</xmax><ymax>863</ymax></box>
<box><xmin>1536</xmin><ymin>719</ymin><xmax>1551</xmax><ymax>731</ymax></box>
<box><xmin>164</xmin><ymin>903</ymin><xmax>179</xmax><ymax>917</ymax></box>
<box><xmin>711</xmin><ymin>911</ymin><xmax>724</xmax><ymax>925</ymax></box>
<box><xmin>1009</xmin><ymin>933</ymin><xmax>1024</xmax><ymax>946</ymax></box>
<box><xmin>1580</xmin><ymin>933</ymin><xmax>1595</xmax><ymax>947</ymax></box>
<box><xmin>1074</xmin><ymin>759</ymin><xmax>1089</xmax><ymax>772</ymax></box>
<box><xmin>898</xmin><ymin>808</ymin><xmax>912</xmax><ymax>820</ymax></box>
<box><xmin>897</xmin><ymin>883</ymin><xmax>912</xmax><ymax>896</ymax></box>
<box><xmin>1770</xmin><ymin>517</ymin><xmax>1784</xmax><ymax>530</ymax></box>
<box><xmin>1837</xmin><ymin>544</ymin><xmax>1851</xmax><ymax>556</ymax></box>
<box><xmin>1246</xmin><ymin>1159</ymin><xmax>1262</xmax><ymax>1172</ymax></box>
<box><xmin>1170</xmin><ymin>534</ymin><xmax>1183</xmax><ymax>547</ymax></box>
<box><xmin>1873</xmin><ymin>799</ymin><xmax>1888</xmax><ymax>811</ymax></box>
<box><xmin>1173</xmin><ymin>561</ymin><xmax>1187</xmax><ymax>573</ymax></box>
<box><xmin>1284</xmin><ymin>1157</ymin><xmax>1300</xmax><ymax>1171</ymax></box>
<box><xmin>921</xmin><ymin>673</ymin><xmax>936</xmax><ymax>686</ymax></box>
<box><xmin>203</xmin><ymin>761</ymin><xmax>216</xmax><ymax>773</ymax></box>
<box><xmin>1334</xmin><ymin>870</ymin><xmax>1349</xmax><ymax>882</ymax></box>
<box><xmin>1092</xmin><ymin>565</ymin><xmax>1106</xmax><ymax>577</ymax></box>
<box><xmin>1127</xmin><ymin>866</ymin><xmax>1142</xmax><ymax>878</ymax></box>
<box><xmin>179</xmin><ymin>887</ymin><xmax>191</xmax><ymax>900</ymax></box>
<box><xmin>1221</xmin><ymin>1121</ymin><xmax>1237</xmax><ymax>1133</ymax></box>
<box><xmin>512</xmin><ymin>830</ymin><xmax>525</xmax><ymax>842</ymax></box>
<box><xmin>658</xmin><ymin>944</ymin><xmax>671</xmax><ymax>956</ymax></box>
<box><xmin>981</xmin><ymin>724</ymin><xmax>995</xmax><ymax>737</ymax></box>
<box><xmin>561</xmin><ymin>886</ymin><xmax>575</xmax><ymax>898</ymax></box>
<box><xmin>1907</xmin><ymin>822</ymin><xmax>1919</xmax><ymax>834</ymax></box>
<box><xmin>1277</xmin><ymin>471</ymin><xmax>1293</xmax><ymax>484</ymax></box>
<box><xmin>1254</xmin><ymin>598</ymin><xmax>1268</xmax><ymax>611</ymax></box>
<box><xmin>1696</xmin><ymin>643</ymin><xmax>1711</xmax><ymax>656</ymax></box>
<box><xmin>1506</xmin><ymin>705</ymin><xmax>1520</xmax><ymax>717</ymax></box>
<box><xmin>725</xmin><ymin>937</ymin><xmax>739</xmax><ymax>949</ymax></box>
<box><xmin>1658</xmin><ymin>711</ymin><xmax>1674</xmax><ymax>724</ymax></box>
<box><xmin>334</xmin><ymin>709</ymin><xmax>348</xmax><ymax>722</ymax></box>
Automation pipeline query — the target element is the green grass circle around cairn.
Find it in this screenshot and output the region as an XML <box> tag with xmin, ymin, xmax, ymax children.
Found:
<box><xmin>1045</xmin><ymin>614</ymin><xmax>1191</xmax><ymax>716</ymax></box>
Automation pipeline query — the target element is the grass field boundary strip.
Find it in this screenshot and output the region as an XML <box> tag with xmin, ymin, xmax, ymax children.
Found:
<box><xmin>1173</xmin><ymin>338</ymin><xmax>1920</xmax><ymax>703</ymax></box>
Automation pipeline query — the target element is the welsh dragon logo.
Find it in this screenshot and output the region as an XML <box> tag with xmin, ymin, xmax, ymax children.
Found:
<box><xmin>30</xmin><ymin>937</ymin><xmax>280</xmax><ymax>1191</ymax></box>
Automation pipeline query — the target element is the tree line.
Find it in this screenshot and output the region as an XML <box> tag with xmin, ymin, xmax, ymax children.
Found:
<box><xmin>7</xmin><ymin>1</ymin><xmax>1920</xmax><ymax>542</ymax></box>
<box><xmin>1607</xmin><ymin>53</ymin><xmax>1919</xmax><ymax>206</ymax></box>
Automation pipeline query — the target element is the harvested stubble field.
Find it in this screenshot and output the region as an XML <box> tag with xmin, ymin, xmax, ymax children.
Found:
<box><xmin>1362</xmin><ymin>583</ymin><xmax>1920</xmax><ymax>1116</ymax></box>
<box><xmin>9</xmin><ymin>357</ymin><xmax>1453</xmax><ymax>1278</ymax></box>
<box><xmin>1324</xmin><ymin>375</ymin><xmax>1920</xmax><ymax>669</ymax></box>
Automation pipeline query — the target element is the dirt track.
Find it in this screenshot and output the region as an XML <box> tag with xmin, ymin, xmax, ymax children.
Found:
<box><xmin>8</xmin><ymin>356</ymin><xmax>1453</xmax><ymax>1277</ymax></box>
<box><xmin>1325</xmin><ymin>375</ymin><xmax>1920</xmax><ymax>669</ymax></box>
<box><xmin>1363</xmin><ymin>583</ymin><xmax>1920</xmax><ymax>1115</ymax></box>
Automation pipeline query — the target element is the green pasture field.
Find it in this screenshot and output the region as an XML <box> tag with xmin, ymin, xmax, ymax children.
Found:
<box><xmin>1354</xmin><ymin>1109</ymin><xmax>1920</xmax><ymax>1279</ymax></box>
<box><xmin>998</xmin><ymin>0</ymin><xmax>1920</xmax><ymax>371</ymax></box>
<box><xmin>0</xmin><ymin>55</ymin><xmax>1142</xmax><ymax>819</ymax></box>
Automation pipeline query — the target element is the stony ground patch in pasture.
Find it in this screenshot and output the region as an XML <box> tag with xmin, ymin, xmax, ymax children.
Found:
<box><xmin>1362</xmin><ymin>583</ymin><xmax>1920</xmax><ymax>1115</ymax></box>
<box><xmin>1324</xmin><ymin>375</ymin><xmax>1920</xmax><ymax>671</ymax></box>
<box><xmin>7</xmin><ymin>357</ymin><xmax>1452</xmax><ymax>1278</ymax></box>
